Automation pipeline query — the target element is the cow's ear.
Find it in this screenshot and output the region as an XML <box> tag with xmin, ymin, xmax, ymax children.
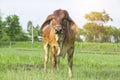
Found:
<box><xmin>71</xmin><ymin>21</ymin><xmax>79</xmax><ymax>34</ymax></box>
<box><xmin>67</xmin><ymin>16</ymin><xmax>79</xmax><ymax>34</ymax></box>
<box><xmin>40</xmin><ymin>15</ymin><xmax>53</xmax><ymax>32</ymax></box>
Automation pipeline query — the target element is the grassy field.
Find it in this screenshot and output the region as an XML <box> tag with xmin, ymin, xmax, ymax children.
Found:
<box><xmin>0</xmin><ymin>42</ymin><xmax>120</xmax><ymax>80</ymax></box>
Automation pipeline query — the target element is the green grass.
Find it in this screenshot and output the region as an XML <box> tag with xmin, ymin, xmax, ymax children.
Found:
<box><xmin>0</xmin><ymin>42</ymin><xmax>120</xmax><ymax>80</ymax></box>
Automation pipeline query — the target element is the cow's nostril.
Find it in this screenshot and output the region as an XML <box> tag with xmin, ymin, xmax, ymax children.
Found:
<box><xmin>55</xmin><ymin>29</ymin><xmax>62</xmax><ymax>34</ymax></box>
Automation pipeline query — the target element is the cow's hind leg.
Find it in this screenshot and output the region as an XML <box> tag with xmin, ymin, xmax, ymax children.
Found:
<box><xmin>67</xmin><ymin>47</ymin><xmax>74</xmax><ymax>78</ymax></box>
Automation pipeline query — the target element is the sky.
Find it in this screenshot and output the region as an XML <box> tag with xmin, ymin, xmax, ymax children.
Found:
<box><xmin>0</xmin><ymin>0</ymin><xmax>120</xmax><ymax>31</ymax></box>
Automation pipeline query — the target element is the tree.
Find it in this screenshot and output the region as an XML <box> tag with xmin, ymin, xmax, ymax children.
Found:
<box><xmin>0</xmin><ymin>17</ymin><xmax>10</xmax><ymax>41</ymax></box>
<box><xmin>34</xmin><ymin>24</ymin><xmax>40</xmax><ymax>41</ymax></box>
<box><xmin>27</xmin><ymin>20</ymin><xmax>33</xmax><ymax>31</ymax></box>
<box><xmin>27</xmin><ymin>20</ymin><xmax>34</xmax><ymax>43</ymax></box>
<box><xmin>85</xmin><ymin>10</ymin><xmax>113</xmax><ymax>24</ymax></box>
<box><xmin>83</xmin><ymin>10</ymin><xmax>113</xmax><ymax>42</ymax></box>
<box><xmin>101</xmin><ymin>26</ymin><xmax>113</xmax><ymax>42</ymax></box>
<box><xmin>36</xmin><ymin>24</ymin><xmax>41</xmax><ymax>36</ymax></box>
<box><xmin>0</xmin><ymin>17</ymin><xmax>3</xmax><ymax>40</ymax></box>
<box><xmin>27</xmin><ymin>21</ymin><xmax>40</xmax><ymax>42</ymax></box>
<box><xmin>83</xmin><ymin>22</ymin><xmax>104</xmax><ymax>42</ymax></box>
<box><xmin>112</xmin><ymin>27</ymin><xmax>120</xmax><ymax>43</ymax></box>
<box><xmin>5</xmin><ymin>15</ymin><xmax>24</xmax><ymax>41</ymax></box>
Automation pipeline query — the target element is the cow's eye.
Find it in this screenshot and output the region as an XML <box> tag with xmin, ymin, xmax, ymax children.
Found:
<box><xmin>63</xmin><ymin>18</ymin><xmax>67</xmax><ymax>22</ymax></box>
<box><xmin>51</xmin><ymin>19</ymin><xmax>57</xmax><ymax>25</ymax></box>
<box><xmin>62</xmin><ymin>18</ymin><xmax>68</xmax><ymax>25</ymax></box>
<box><xmin>62</xmin><ymin>27</ymin><xmax>66</xmax><ymax>31</ymax></box>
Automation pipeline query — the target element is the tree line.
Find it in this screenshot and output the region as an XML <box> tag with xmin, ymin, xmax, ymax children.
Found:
<box><xmin>0</xmin><ymin>10</ymin><xmax>120</xmax><ymax>43</ymax></box>
<box><xmin>77</xmin><ymin>10</ymin><xmax>120</xmax><ymax>43</ymax></box>
<box><xmin>0</xmin><ymin>15</ymin><xmax>40</xmax><ymax>42</ymax></box>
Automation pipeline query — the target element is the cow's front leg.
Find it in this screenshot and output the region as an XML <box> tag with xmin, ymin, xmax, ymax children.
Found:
<box><xmin>67</xmin><ymin>47</ymin><xmax>74</xmax><ymax>78</ymax></box>
<box><xmin>56</xmin><ymin>55</ymin><xmax>60</xmax><ymax>71</ymax></box>
<box><xmin>56</xmin><ymin>47</ymin><xmax>61</xmax><ymax>71</ymax></box>
<box><xmin>43</xmin><ymin>43</ymin><xmax>49</xmax><ymax>72</ymax></box>
<box><xmin>50</xmin><ymin>46</ymin><xmax>56</xmax><ymax>70</ymax></box>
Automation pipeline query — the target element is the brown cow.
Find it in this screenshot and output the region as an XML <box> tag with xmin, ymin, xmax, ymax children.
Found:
<box><xmin>40</xmin><ymin>9</ymin><xmax>78</xmax><ymax>78</ymax></box>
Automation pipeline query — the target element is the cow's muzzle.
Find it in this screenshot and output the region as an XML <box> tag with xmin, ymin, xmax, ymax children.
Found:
<box><xmin>54</xmin><ymin>26</ymin><xmax>63</xmax><ymax>34</ymax></box>
<box><xmin>55</xmin><ymin>29</ymin><xmax>62</xmax><ymax>34</ymax></box>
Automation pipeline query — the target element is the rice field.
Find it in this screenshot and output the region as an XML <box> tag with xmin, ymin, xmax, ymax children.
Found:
<box><xmin>0</xmin><ymin>42</ymin><xmax>120</xmax><ymax>80</ymax></box>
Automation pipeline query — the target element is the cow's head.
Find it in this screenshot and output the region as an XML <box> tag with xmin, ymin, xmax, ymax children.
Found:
<box><xmin>40</xmin><ymin>9</ymin><xmax>78</xmax><ymax>43</ymax></box>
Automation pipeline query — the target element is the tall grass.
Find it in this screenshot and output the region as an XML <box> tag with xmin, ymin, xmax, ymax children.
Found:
<box><xmin>0</xmin><ymin>42</ymin><xmax>120</xmax><ymax>80</ymax></box>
